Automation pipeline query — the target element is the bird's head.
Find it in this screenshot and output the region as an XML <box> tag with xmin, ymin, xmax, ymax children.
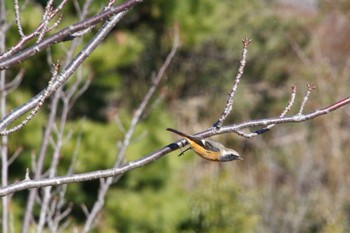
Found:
<box><xmin>220</xmin><ymin>149</ymin><xmax>242</xmax><ymax>162</ymax></box>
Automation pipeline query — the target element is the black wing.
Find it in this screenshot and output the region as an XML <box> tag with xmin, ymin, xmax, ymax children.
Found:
<box><xmin>202</xmin><ymin>140</ymin><xmax>221</xmax><ymax>152</ymax></box>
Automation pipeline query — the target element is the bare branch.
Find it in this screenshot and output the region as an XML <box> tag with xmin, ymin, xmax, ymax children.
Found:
<box><xmin>0</xmin><ymin>5</ymin><xmax>9</xmax><ymax>228</ymax></box>
<box><xmin>298</xmin><ymin>83</ymin><xmax>316</xmax><ymax>115</ymax></box>
<box><xmin>82</xmin><ymin>25</ymin><xmax>180</xmax><ymax>233</ymax></box>
<box><xmin>214</xmin><ymin>38</ymin><xmax>251</xmax><ymax>129</ymax></box>
<box><xmin>0</xmin><ymin>94</ymin><xmax>349</xmax><ymax>197</ymax></box>
<box><xmin>0</xmin><ymin>0</ymin><xmax>143</xmax><ymax>67</ymax></box>
<box><xmin>113</xmin><ymin>24</ymin><xmax>179</xmax><ymax>168</ymax></box>
<box><xmin>37</xmin><ymin>77</ymin><xmax>78</xmax><ymax>233</ymax></box>
<box><xmin>280</xmin><ymin>85</ymin><xmax>297</xmax><ymax>117</ymax></box>
<box><xmin>7</xmin><ymin>147</ymin><xmax>23</xmax><ymax>165</ymax></box>
<box><xmin>13</xmin><ymin>0</ymin><xmax>25</xmax><ymax>38</ymax></box>
<box><xmin>2</xmin><ymin>68</ymin><xmax>24</xmax><ymax>92</ymax></box>
<box><xmin>22</xmin><ymin>70</ymin><xmax>63</xmax><ymax>233</ymax></box>
<box><xmin>0</xmin><ymin>62</ymin><xmax>59</xmax><ymax>136</ymax></box>
<box><xmin>47</xmin><ymin>13</ymin><xmax>63</xmax><ymax>32</ymax></box>
<box><xmin>37</xmin><ymin>0</ymin><xmax>59</xmax><ymax>42</ymax></box>
<box><xmin>0</xmin><ymin>0</ymin><xmax>69</xmax><ymax>60</ymax></box>
<box><xmin>236</xmin><ymin>85</ymin><xmax>298</xmax><ymax>138</ymax></box>
<box><xmin>0</xmin><ymin>10</ymin><xmax>129</xmax><ymax>133</ymax></box>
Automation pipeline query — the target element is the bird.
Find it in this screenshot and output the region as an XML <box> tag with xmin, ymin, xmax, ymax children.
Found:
<box><xmin>167</xmin><ymin>128</ymin><xmax>242</xmax><ymax>162</ymax></box>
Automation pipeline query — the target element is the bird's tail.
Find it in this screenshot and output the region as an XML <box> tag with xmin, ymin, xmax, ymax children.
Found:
<box><xmin>166</xmin><ymin>128</ymin><xmax>204</xmax><ymax>144</ymax></box>
<box><xmin>166</xmin><ymin>128</ymin><xmax>192</xmax><ymax>138</ymax></box>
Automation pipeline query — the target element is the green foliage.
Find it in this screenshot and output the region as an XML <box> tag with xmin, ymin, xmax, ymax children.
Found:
<box><xmin>173</xmin><ymin>0</ymin><xmax>220</xmax><ymax>47</ymax></box>
<box><xmin>87</xmin><ymin>31</ymin><xmax>144</xmax><ymax>72</ymax></box>
<box><xmin>6</xmin><ymin>91</ymin><xmax>47</xmax><ymax>179</ymax></box>
<box><xmin>105</xmin><ymin>185</ymin><xmax>187</xmax><ymax>233</ymax></box>
<box><xmin>178</xmin><ymin>175</ymin><xmax>258</xmax><ymax>233</ymax></box>
<box><xmin>5</xmin><ymin>0</ymin><xmax>350</xmax><ymax>232</ymax></box>
<box><xmin>62</xmin><ymin>119</ymin><xmax>118</xmax><ymax>172</ymax></box>
<box><xmin>103</xmin><ymin>171</ymin><xmax>258</xmax><ymax>233</ymax></box>
<box><xmin>167</xmin><ymin>0</ymin><xmax>310</xmax><ymax>122</ymax></box>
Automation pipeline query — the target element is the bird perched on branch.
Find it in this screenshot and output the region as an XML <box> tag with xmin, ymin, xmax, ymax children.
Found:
<box><xmin>167</xmin><ymin>128</ymin><xmax>242</xmax><ymax>162</ymax></box>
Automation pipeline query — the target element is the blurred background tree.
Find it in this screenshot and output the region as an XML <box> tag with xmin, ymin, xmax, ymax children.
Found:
<box><xmin>1</xmin><ymin>0</ymin><xmax>350</xmax><ymax>232</ymax></box>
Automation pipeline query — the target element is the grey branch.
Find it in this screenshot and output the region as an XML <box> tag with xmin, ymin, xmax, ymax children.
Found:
<box><xmin>214</xmin><ymin>38</ymin><xmax>251</xmax><ymax>129</ymax></box>
<box><xmin>0</xmin><ymin>0</ymin><xmax>142</xmax><ymax>69</ymax></box>
<box><xmin>0</xmin><ymin>10</ymin><xmax>129</xmax><ymax>132</ymax></box>
<box><xmin>0</xmin><ymin>94</ymin><xmax>349</xmax><ymax>197</ymax></box>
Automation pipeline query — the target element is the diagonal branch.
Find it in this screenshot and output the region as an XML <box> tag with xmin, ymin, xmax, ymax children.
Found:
<box><xmin>0</xmin><ymin>94</ymin><xmax>349</xmax><ymax>197</ymax></box>
<box><xmin>0</xmin><ymin>10</ymin><xmax>130</xmax><ymax>132</ymax></box>
<box><xmin>82</xmin><ymin>26</ymin><xmax>180</xmax><ymax>233</ymax></box>
<box><xmin>0</xmin><ymin>0</ymin><xmax>142</xmax><ymax>69</ymax></box>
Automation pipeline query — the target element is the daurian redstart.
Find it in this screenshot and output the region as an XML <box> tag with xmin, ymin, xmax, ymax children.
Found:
<box><xmin>167</xmin><ymin>128</ymin><xmax>242</xmax><ymax>162</ymax></box>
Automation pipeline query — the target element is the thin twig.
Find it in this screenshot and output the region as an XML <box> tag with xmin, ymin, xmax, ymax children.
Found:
<box><xmin>7</xmin><ymin>147</ymin><xmax>23</xmax><ymax>165</ymax></box>
<box><xmin>214</xmin><ymin>38</ymin><xmax>251</xmax><ymax>129</ymax></box>
<box><xmin>47</xmin><ymin>13</ymin><xmax>63</xmax><ymax>32</ymax></box>
<box><xmin>2</xmin><ymin>68</ymin><xmax>24</xmax><ymax>92</ymax></box>
<box><xmin>236</xmin><ymin>85</ymin><xmax>298</xmax><ymax>138</ymax></box>
<box><xmin>298</xmin><ymin>83</ymin><xmax>316</xmax><ymax>115</ymax></box>
<box><xmin>37</xmin><ymin>0</ymin><xmax>55</xmax><ymax>42</ymax></box>
<box><xmin>13</xmin><ymin>0</ymin><xmax>25</xmax><ymax>38</ymax></box>
<box><xmin>0</xmin><ymin>62</ymin><xmax>60</xmax><ymax>135</ymax></box>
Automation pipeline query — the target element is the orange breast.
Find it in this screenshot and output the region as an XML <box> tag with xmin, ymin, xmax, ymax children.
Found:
<box><xmin>187</xmin><ymin>140</ymin><xmax>220</xmax><ymax>161</ymax></box>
